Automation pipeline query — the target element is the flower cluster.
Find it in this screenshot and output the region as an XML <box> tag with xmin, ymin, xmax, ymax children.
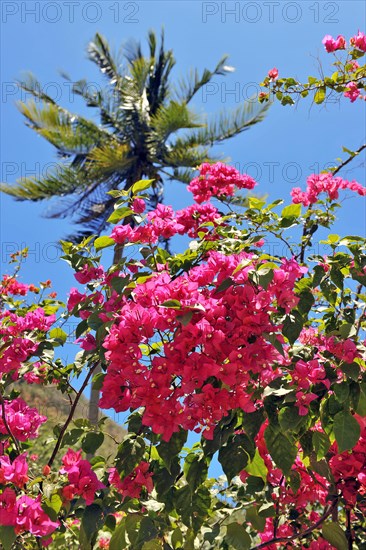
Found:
<box><xmin>322</xmin><ymin>34</ymin><xmax>346</xmax><ymax>53</ymax></box>
<box><xmin>60</xmin><ymin>449</ymin><xmax>105</xmax><ymax>505</ymax></box>
<box><xmin>111</xmin><ymin>201</ymin><xmax>224</xmax><ymax>245</ymax></box>
<box><xmin>0</xmin><ymin>275</ymin><xmax>29</xmax><ymax>296</ymax></box>
<box><xmin>350</xmin><ymin>30</ymin><xmax>366</xmax><ymax>51</ymax></box>
<box><xmin>98</xmin><ymin>252</ymin><xmax>307</xmax><ymax>441</ymax></box>
<box><xmin>187</xmin><ymin>162</ymin><xmax>257</xmax><ymax>203</ymax></box>
<box><xmin>291</xmin><ymin>172</ymin><xmax>366</xmax><ymax>206</ymax></box>
<box><xmin>109</xmin><ymin>462</ymin><xmax>153</xmax><ymax>499</ymax></box>
<box><xmin>0</xmin><ymin>453</ymin><xmax>28</xmax><ymax>487</ymax></box>
<box><xmin>0</xmin><ymin>398</ymin><xmax>47</xmax><ymax>441</ymax></box>
<box><xmin>329</xmin><ymin>416</ymin><xmax>366</xmax><ymax>508</ymax></box>
<box><xmin>322</xmin><ymin>31</ymin><xmax>366</xmax><ymax>53</ymax></box>
<box><xmin>0</xmin><ymin>488</ymin><xmax>59</xmax><ymax>538</ymax></box>
<box><xmin>0</xmin><ymin>301</ymin><xmax>55</xmax><ymax>377</ymax></box>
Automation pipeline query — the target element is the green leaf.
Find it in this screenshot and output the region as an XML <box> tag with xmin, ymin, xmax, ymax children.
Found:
<box><xmin>62</xmin><ymin>428</ymin><xmax>84</xmax><ymax>446</ymax></box>
<box><xmin>92</xmin><ymin>372</ymin><xmax>105</xmax><ymax>391</ymax></box>
<box><xmin>132</xmin><ymin>179</ymin><xmax>154</xmax><ymax>194</ymax></box>
<box><xmin>81</xmin><ymin>504</ymin><xmax>103</xmax><ymax>542</ymax></box>
<box><xmin>174</xmin><ymin>485</ymin><xmax>192</xmax><ymax>526</ymax></box>
<box><xmin>215</xmin><ymin>277</ymin><xmax>235</xmax><ymax>293</ymax></box>
<box><xmin>218</xmin><ymin>434</ymin><xmax>255</xmax><ymax>482</ymax></box>
<box><xmin>82</xmin><ymin>432</ymin><xmax>105</xmax><ymax>454</ymax></box>
<box><xmin>0</xmin><ymin>526</ymin><xmax>16</xmax><ymax>550</ymax></box>
<box><xmin>297</xmin><ymin>290</ymin><xmax>315</xmax><ymax>315</ymax></box>
<box><xmin>356</xmin><ymin>383</ymin><xmax>366</xmax><ymax>415</ymax></box>
<box><xmin>330</xmin><ymin>267</ymin><xmax>344</xmax><ymax>289</ymax></box>
<box><xmin>184</xmin><ymin>454</ymin><xmax>208</xmax><ymax>491</ymax></box>
<box><xmin>246</xmin><ymin>506</ymin><xmax>266</xmax><ymax>532</ymax></box>
<box><xmin>288</xmin><ymin>469</ymin><xmax>301</xmax><ymax>494</ymax></box>
<box><xmin>322</xmin><ymin>522</ymin><xmax>348</xmax><ymax>550</ymax></box>
<box><xmin>246</xmin><ymin>475</ymin><xmax>265</xmax><ymax>494</ymax></box>
<box><xmin>314</xmin><ymin>86</ymin><xmax>326</xmax><ymax>104</ymax></box>
<box><xmin>87</xmin><ymin>311</ymin><xmax>103</xmax><ymax>331</ymax></box>
<box><xmin>107</xmin><ymin>207</ymin><xmax>133</xmax><ymax>224</ymax></box>
<box><xmin>171</xmin><ymin>527</ymin><xmax>183</xmax><ymax>548</ymax></box>
<box><xmin>312</xmin><ymin>431</ymin><xmax>331</xmax><ymax>460</ymax></box>
<box><xmin>252</xmin><ymin>268</ymin><xmax>274</xmax><ymax>290</ymax></box>
<box><xmin>176</xmin><ymin>311</ymin><xmax>194</xmax><ymax>326</ymax></box>
<box><xmin>141</xmin><ymin>541</ymin><xmax>162</xmax><ymax>550</ymax></box>
<box><xmin>282</xmin><ymin>310</ymin><xmax>303</xmax><ymax>344</ymax></box>
<box><xmin>248</xmin><ymin>197</ymin><xmax>266</xmax><ymax>210</ymax></box>
<box><xmin>75</xmin><ymin>319</ymin><xmax>88</xmax><ymax>338</ymax></box>
<box><xmin>94</xmin><ymin>235</ymin><xmax>115</xmax><ymax>250</ymax></box>
<box><xmin>136</xmin><ymin>517</ymin><xmax>158</xmax><ymax>546</ymax></box>
<box><xmin>225</xmin><ymin>523</ymin><xmax>251</xmax><ymax>550</ymax></box>
<box><xmin>245</xmin><ymin>449</ymin><xmax>268</xmax><ymax>481</ymax></box>
<box><xmin>339</xmin><ymin>323</ymin><xmax>356</xmax><ymax>339</ymax></box>
<box><xmin>279</xmin><ymin>406</ymin><xmax>306</xmax><ymax>433</ymax></box>
<box><xmin>264</xmin><ymin>425</ymin><xmax>297</xmax><ymax>475</ymax></box>
<box><xmin>333</xmin><ymin>382</ymin><xmax>350</xmax><ymax>403</ymax></box>
<box><xmin>49</xmin><ymin>327</ymin><xmax>68</xmax><ymax>344</ymax></box>
<box><xmin>258</xmin><ymin>502</ymin><xmax>275</xmax><ymax>517</ymax></box>
<box><xmin>341</xmin><ymin>362</ymin><xmax>360</xmax><ymax>381</ymax></box>
<box><xmin>333</xmin><ymin>410</ymin><xmax>361</xmax><ymax>452</ymax></box>
<box><xmin>117</xmin><ymin>435</ymin><xmax>146</xmax><ymax>475</ymax></box>
<box><xmin>125</xmin><ymin>514</ymin><xmax>141</xmax><ymax>546</ymax></box>
<box><xmin>157</xmin><ymin>429</ymin><xmax>187</xmax><ymax>472</ymax></box>
<box><xmin>109</xmin><ymin>521</ymin><xmax>127</xmax><ymax>550</ymax></box>
<box><xmin>280</xmin><ymin>203</ymin><xmax>301</xmax><ymax>227</ymax></box>
<box><xmin>111</xmin><ymin>276</ymin><xmax>130</xmax><ymax>294</ymax></box>
<box><xmin>241</xmin><ymin>409</ymin><xmax>265</xmax><ymax>440</ymax></box>
<box><xmin>160</xmin><ymin>299</ymin><xmax>182</xmax><ymax>309</ymax></box>
<box><xmin>43</xmin><ymin>492</ymin><xmax>62</xmax><ymax>521</ymax></box>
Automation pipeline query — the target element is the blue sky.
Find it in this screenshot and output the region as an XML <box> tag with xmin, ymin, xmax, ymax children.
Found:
<box><xmin>1</xmin><ymin>1</ymin><xmax>366</xmax><ymax>432</ymax></box>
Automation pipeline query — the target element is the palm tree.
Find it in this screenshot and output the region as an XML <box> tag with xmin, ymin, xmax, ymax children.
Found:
<box><xmin>1</xmin><ymin>30</ymin><xmax>269</xmax><ymax>433</ymax></box>
<box><xmin>1</xmin><ymin>31</ymin><xmax>268</xmax><ymax>241</ymax></box>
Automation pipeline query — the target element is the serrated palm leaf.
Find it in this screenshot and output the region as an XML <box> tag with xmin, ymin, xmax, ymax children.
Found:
<box><xmin>174</xmin><ymin>55</ymin><xmax>231</xmax><ymax>103</ymax></box>
<box><xmin>176</xmin><ymin>100</ymin><xmax>270</xmax><ymax>147</ymax></box>
<box><xmin>87</xmin><ymin>33</ymin><xmax>122</xmax><ymax>85</ymax></box>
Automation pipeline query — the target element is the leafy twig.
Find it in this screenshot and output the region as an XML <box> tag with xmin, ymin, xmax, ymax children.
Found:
<box><xmin>249</xmin><ymin>499</ymin><xmax>337</xmax><ymax>550</ymax></box>
<box><xmin>0</xmin><ymin>393</ymin><xmax>21</xmax><ymax>455</ymax></box>
<box><xmin>332</xmin><ymin>144</ymin><xmax>366</xmax><ymax>176</ymax></box>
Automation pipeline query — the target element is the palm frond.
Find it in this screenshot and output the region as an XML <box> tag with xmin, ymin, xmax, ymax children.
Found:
<box><xmin>87</xmin><ymin>33</ymin><xmax>122</xmax><ymax>84</ymax></box>
<box><xmin>175</xmin><ymin>100</ymin><xmax>270</xmax><ymax>147</ymax></box>
<box><xmin>147</xmin><ymin>30</ymin><xmax>175</xmax><ymax>113</ymax></box>
<box><xmin>164</xmin><ymin>144</ymin><xmax>211</xmax><ymax>168</ymax></box>
<box><xmin>17</xmin><ymin>99</ymin><xmax>112</xmax><ymax>156</ymax></box>
<box><xmin>88</xmin><ymin>143</ymin><xmax>135</xmax><ymax>173</ymax></box>
<box><xmin>174</xmin><ymin>55</ymin><xmax>232</xmax><ymax>103</ymax></box>
<box><xmin>150</xmin><ymin>101</ymin><xmax>203</xmax><ymax>142</ymax></box>
<box><xmin>0</xmin><ymin>164</ymin><xmax>91</xmax><ymax>200</ymax></box>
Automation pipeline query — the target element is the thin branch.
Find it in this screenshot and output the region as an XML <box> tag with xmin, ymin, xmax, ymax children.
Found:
<box><xmin>250</xmin><ymin>499</ymin><xmax>337</xmax><ymax>550</ymax></box>
<box><xmin>47</xmin><ymin>362</ymin><xmax>98</xmax><ymax>468</ymax></box>
<box><xmin>0</xmin><ymin>393</ymin><xmax>21</xmax><ymax>455</ymax></box>
<box><xmin>346</xmin><ymin>508</ymin><xmax>353</xmax><ymax>550</ymax></box>
<box><xmin>332</xmin><ymin>144</ymin><xmax>366</xmax><ymax>176</ymax></box>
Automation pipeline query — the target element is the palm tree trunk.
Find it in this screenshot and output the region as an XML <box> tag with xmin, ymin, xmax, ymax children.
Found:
<box><xmin>87</xmin><ymin>175</ymin><xmax>138</xmax><ymax>456</ymax></box>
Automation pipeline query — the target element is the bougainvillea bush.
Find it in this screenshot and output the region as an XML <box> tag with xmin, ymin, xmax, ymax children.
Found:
<box><xmin>0</xmin><ymin>32</ymin><xmax>366</xmax><ymax>550</ymax></box>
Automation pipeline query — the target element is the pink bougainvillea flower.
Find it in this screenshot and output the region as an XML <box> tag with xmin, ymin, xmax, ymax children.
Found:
<box><xmin>109</xmin><ymin>461</ymin><xmax>153</xmax><ymax>499</ymax></box>
<box><xmin>187</xmin><ymin>162</ymin><xmax>256</xmax><ymax>204</ymax></box>
<box><xmin>268</xmin><ymin>67</ymin><xmax>279</xmax><ymax>80</ymax></box>
<box><xmin>131</xmin><ymin>198</ymin><xmax>146</xmax><ymax>213</ymax></box>
<box><xmin>344</xmin><ymin>82</ymin><xmax>360</xmax><ymax>102</ymax></box>
<box><xmin>0</xmin><ymin>398</ymin><xmax>47</xmax><ymax>441</ymax></box>
<box><xmin>350</xmin><ymin>30</ymin><xmax>366</xmax><ymax>51</ymax></box>
<box><xmin>322</xmin><ymin>34</ymin><xmax>346</xmax><ymax>52</ymax></box>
